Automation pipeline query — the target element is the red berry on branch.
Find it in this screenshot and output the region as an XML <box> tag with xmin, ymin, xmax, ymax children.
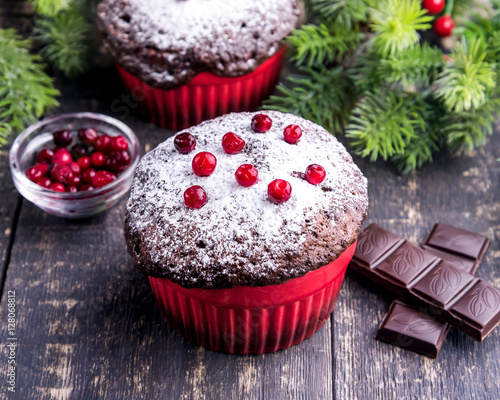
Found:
<box><xmin>235</xmin><ymin>164</ymin><xmax>258</xmax><ymax>187</ymax></box>
<box><xmin>305</xmin><ymin>164</ymin><xmax>326</xmax><ymax>185</ymax></box>
<box><xmin>283</xmin><ymin>124</ymin><xmax>303</xmax><ymax>144</ymax></box>
<box><xmin>268</xmin><ymin>179</ymin><xmax>292</xmax><ymax>204</ymax></box>
<box><xmin>222</xmin><ymin>132</ymin><xmax>245</xmax><ymax>154</ymax></box>
<box><xmin>422</xmin><ymin>0</ymin><xmax>445</xmax><ymax>15</ymax></box>
<box><xmin>251</xmin><ymin>114</ymin><xmax>272</xmax><ymax>133</ymax></box>
<box><xmin>192</xmin><ymin>152</ymin><xmax>217</xmax><ymax>176</ymax></box>
<box><xmin>174</xmin><ymin>132</ymin><xmax>196</xmax><ymax>154</ymax></box>
<box><xmin>434</xmin><ymin>15</ymin><xmax>455</xmax><ymax>37</ymax></box>
<box><xmin>184</xmin><ymin>185</ymin><xmax>208</xmax><ymax>209</ymax></box>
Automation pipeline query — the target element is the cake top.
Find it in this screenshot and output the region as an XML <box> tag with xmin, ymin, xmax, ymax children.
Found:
<box><xmin>124</xmin><ymin>111</ymin><xmax>368</xmax><ymax>288</ymax></box>
<box><xmin>97</xmin><ymin>0</ymin><xmax>300</xmax><ymax>89</ymax></box>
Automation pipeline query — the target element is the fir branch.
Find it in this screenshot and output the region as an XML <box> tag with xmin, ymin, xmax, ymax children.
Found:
<box><xmin>434</xmin><ymin>37</ymin><xmax>496</xmax><ymax>113</ymax></box>
<box><xmin>346</xmin><ymin>90</ymin><xmax>426</xmax><ymax>161</ymax></box>
<box><xmin>0</xmin><ymin>29</ymin><xmax>59</xmax><ymax>145</ymax></box>
<box><xmin>308</xmin><ymin>0</ymin><xmax>371</xmax><ymax>27</ymax></box>
<box><xmin>376</xmin><ymin>43</ymin><xmax>444</xmax><ymax>86</ymax></box>
<box><xmin>32</xmin><ymin>0</ymin><xmax>71</xmax><ymax>16</ymax></box>
<box><xmin>34</xmin><ymin>5</ymin><xmax>93</xmax><ymax>78</ymax></box>
<box><xmin>287</xmin><ymin>23</ymin><xmax>364</xmax><ymax>67</ymax></box>
<box><xmin>441</xmin><ymin>94</ymin><xmax>499</xmax><ymax>153</ymax></box>
<box><xmin>371</xmin><ymin>0</ymin><xmax>433</xmax><ymax>57</ymax></box>
<box><xmin>264</xmin><ymin>66</ymin><xmax>354</xmax><ymax>133</ymax></box>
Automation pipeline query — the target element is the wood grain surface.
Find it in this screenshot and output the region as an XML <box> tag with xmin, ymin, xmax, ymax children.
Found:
<box><xmin>0</xmin><ymin>9</ymin><xmax>499</xmax><ymax>399</ymax></box>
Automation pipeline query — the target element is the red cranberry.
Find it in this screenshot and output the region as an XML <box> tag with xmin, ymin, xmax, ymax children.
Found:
<box><xmin>50</xmin><ymin>183</ymin><xmax>66</xmax><ymax>192</ymax></box>
<box><xmin>78</xmin><ymin>128</ymin><xmax>98</xmax><ymax>144</ymax></box>
<box><xmin>251</xmin><ymin>114</ymin><xmax>272</xmax><ymax>133</ymax></box>
<box><xmin>305</xmin><ymin>164</ymin><xmax>326</xmax><ymax>185</ymax></box>
<box><xmin>37</xmin><ymin>148</ymin><xmax>55</xmax><ymax>164</ymax></box>
<box><xmin>283</xmin><ymin>124</ymin><xmax>302</xmax><ymax>144</ymax></box>
<box><xmin>91</xmin><ymin>152</ymin><xmax>106</xmax><ymax>167</ymax></box>
<box><xmin>69</xmin><ymin>162</ymin><xmax>81</xmax><ymax>176</ymax></box>
<box><xmin>77</xmin><ymin>156</ymin><xmax>91</xmax><ymax>170</ymax></box>
<box><xmin>35</xmin><ymin>177</ymin><xmax>52</xmax><ymax>188</ymax></box>
<box><xmin>184</xmin><ymin>185</ymin><xmax>207</xmax><ymax>209</ymax></box>
<box><xmin>80</xmin><ymin>184</ymin><xmax>94</xmax><ymax>191</ymax></box>
<box><xmin>434</xmin><ymin>15</ymin><xmax>455</xmax><ymax>37</ymax></box>
<box><xmin>95</xmin><ymin>134</ymin><xmax>112</xmax><ymax>153</ymax></box>
<box><xmin>52</xmin><ymin>148</ymin><xmax>73</xmax><ymax>166</ymax></box>
<box><xmin>105</xmin><ymin>150</ymin><xmax>131</xmax><ymax>173</ymax></box>
<box><xmin>71</xmin><ymin>176</ymin><xmax>81</xmax><ymax>187</ymax></box>
<box><xmin>37</xmin><ymin>163</ymin><xmax>49</xmax><ymax>176</ymax></box>
<box><xmin>26</xmin><ymin>165</ymin><xmax>45</xmax><ymax>182</ymax></box>
<box><xmin>110</xmin><ymin>135</ymin><xmax>129</xmax><ymax>152</ymax></box>
<box><xmin>52</xmin><ymin>129</ymin><xmax>72</xmax><ymax>147</ymax></box>
<box><xmin>71</xmin><ymin>143</ymin><xmax>92</xmax><ymax>159</ymax></box>
<box><xmin>82</xmin><ymin>168</ymin><xmax>97</xmax><ymax>184</ymax></box>
<box><xmin>268</xmin><ymin>179</ymin><xmax>292</xmax><ymax>204</ymax></box>
<box><xmin>222</xmin><ymin>132</ymin><xmax>245</xmax><ymax>154</ymax></box>
<box><xmin>192</xmin><ymin>152</ymin><xmax>217</xmax><ymax>177</ymax></box>
<box><xmin>174</xmin><ymin>132</ymin><xmax>196</xmax><ymax>154</ymax></box>
<box><xmin>92</xmin><ymin>170</ymin><xmax>117</xmax><ymax>188</ymax></box>
<box><xmin>235</xmin><ymin>164</ymin><xmax>258</xmax><ymax>187</ymax></box>
<box><xmin>51</xmin><ymin>165</ymin><xmax>74</xmax><ymax>185</ymax></box>
<box><xmin>66</xmin><ymin>185</ymin><xmax>79</xmax><ymax>193</ymax></box>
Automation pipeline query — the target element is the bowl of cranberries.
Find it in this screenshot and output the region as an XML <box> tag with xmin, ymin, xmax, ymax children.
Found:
<box><xmin>9</xmin><ymin>112</ymin><xmax>140</xmax><ymax>218</ymax></box>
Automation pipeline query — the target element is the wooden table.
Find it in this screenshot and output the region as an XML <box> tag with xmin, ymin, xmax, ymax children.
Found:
<box><xmin>1</xmin><ymin>13</ymin><xmax>499</xmax><ymax>400</ymax></box>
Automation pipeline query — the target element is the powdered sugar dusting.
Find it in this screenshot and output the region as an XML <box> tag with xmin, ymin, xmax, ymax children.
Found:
<box><xmin>125</xmin><ymin>111</ymin><xmax>368</xmax><ymax>288</ymax></box>
<box><xmin>97</xmin><ymin>0</ymin><xmax>300</xmax><ymax>88</ymax></box>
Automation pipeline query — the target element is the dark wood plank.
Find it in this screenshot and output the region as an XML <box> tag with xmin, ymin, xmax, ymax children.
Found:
<box><xmin>333</xmin><ymin>127</ymin><xmax>500</xmax><ymax>399</ymax></box>
<box><xmin>0</xmin><ymin>66</ymin><xmax>334</xmax><ymax>400</ymax></box>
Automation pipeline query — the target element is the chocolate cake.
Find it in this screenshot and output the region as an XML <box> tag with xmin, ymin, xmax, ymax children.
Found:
<box><xmin>97</xmin><ymin>0</ymin><xmax>300</xmax><ymax>89</ymax></box>
<box><xmin>124</xmin><ymin>111</ymin><xmax>368</xmax><ymax>288</ymax></box>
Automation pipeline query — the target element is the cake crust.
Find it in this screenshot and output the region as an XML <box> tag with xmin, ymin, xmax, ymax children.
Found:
<box><xmin>124</xmin><ymin>111</ymin><xmax>369</xmax><ymax>288</ymax></box>
<box><xmin>97</xmin><ymin>0</ymin><xmax>300</xmax><ymax>89</ymax></box>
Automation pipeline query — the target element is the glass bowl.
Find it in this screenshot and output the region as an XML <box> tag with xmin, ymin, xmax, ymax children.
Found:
<box><xmin>9</xmin><ymin>112</ymin><xmax>140</xmax><ymax>218</ymax></box>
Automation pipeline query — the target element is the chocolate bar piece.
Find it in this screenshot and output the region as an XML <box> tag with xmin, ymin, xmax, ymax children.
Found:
<box><xmin>422</xmin><ymin>223</ymin><xmax>490</xmax><ymax>274</ymax></box>
<box><xmin>376</xmin><ymin>299</ymin><xmax>450</xmax><ymax>358</ymax></box>
<box><xmin>351</xmin><ymin>224</ymin><xmax>500</xmax><ymax>341</ymax></box>
<box><xmin>378</xmin><ymin>223</ymin><xmax>489</xmax><ymax>356</ymax></box>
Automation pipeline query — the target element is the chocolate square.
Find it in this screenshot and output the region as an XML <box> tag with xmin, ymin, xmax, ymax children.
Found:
<box><xmin>376</xmin><ymin>300</ymin><xmax>450</xmax><ymax>358</ymax></box>
<box><xmin>420</xmin><ymin>246</ymin><xmax>477</xmax><ymax>274</ymax></box>
<box><xmin>376</xmin><ymin>242</ymin><xmax>437</xmax><ymax>286</ymax></box>
<box><xmin>450</xmin><ymin>281</ymin><xmax>500</xmax><ymax>331</ymax></box>
<box><xmin>425</xmin><ymin>223</ymin><xmax>490</xmax><ymax>260</ymax></box>
<box><xmin>353</xmin><ymin>224</ymin><xmax>405</xmax><ymax>268</ymax></box>
<box><xmin>411</xmin><ymin>261</ymin><xmax>475</xmax><ymax>308</ymax></box>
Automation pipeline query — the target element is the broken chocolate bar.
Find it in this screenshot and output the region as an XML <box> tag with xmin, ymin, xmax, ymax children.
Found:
<box><xmin>377</xmin><ymin>223</ymin><xmax>489</xmax><ymax>357</ymax></box>
<box><xmin>422</xmin><ymin>223</ymin><xmax>490</xmax><ymax>274</ymax></box>
<box><xmin>376</xmin><ymin>299</ymin><xmax>450</xmax><ymax>358</ymax></box>
<box><xmin>350</xmin><ymin>224</ymin><xmax>499</xmax><ymax>341</ymax></box>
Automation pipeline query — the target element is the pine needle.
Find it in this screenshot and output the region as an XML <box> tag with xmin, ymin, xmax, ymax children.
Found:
<box><xmin>0</xmin><ymin>29</ymin><xmax>59</xmax><ymax>145</ymax></box>
<box><xmin>308</xmin><ymin>0</ymin><xmax>371</xmax><ymax>27</ymax></box>
<box><xmin>434</xmin><ymin>37</ymin><xmax>496</xmax><ymax>112</ymax></box>
<box><xmin>287</xmin><ymin>23</ymin><xmax>365</xmax><ymax>67</ymax></box>
<box><xmin>371</xmin><ymin>0</ymin><xmax>433</xmax><ymax>57</ymax></box>
<box><xmin>32</xmin><ymin>0</ymin><xmax>71</xmax><ymax>17</ymax></box>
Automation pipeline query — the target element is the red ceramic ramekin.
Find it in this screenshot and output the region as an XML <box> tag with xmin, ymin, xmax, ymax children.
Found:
<box><xmin>116</xmin><ymin>47</ymin><xmax>286</xmax><ymax>131</ymax></box>
<box><xmin>149</xmin><ymin>241</ymin><xmax>356</xmax><ymax>354</ymax></box>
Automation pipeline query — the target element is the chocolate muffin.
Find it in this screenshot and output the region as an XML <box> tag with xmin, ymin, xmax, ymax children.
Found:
<box><xmin>97</xmin><ymin>0</ymin><xmax>300</xmax><ymax>89</ymax></box>
<box><xmin>124</xmin><ymin>111</ymin><xmax>369</xmax><ymax>289</ymax></box>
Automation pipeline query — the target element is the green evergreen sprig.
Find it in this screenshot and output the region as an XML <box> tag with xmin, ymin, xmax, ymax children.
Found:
<box><xmin>0</xmin><ymin>29</ymin><xmax>59</xmax><ymax>145</ymax></box>
<box><xmin>32</xmin><ymin>0</ymin><xmax>71</xmax><ymax>16</ymax></box>
<box><xmin>308</xmin><ymin>0</ymin><xmax>371</xmax><ymax>27</ymax></box>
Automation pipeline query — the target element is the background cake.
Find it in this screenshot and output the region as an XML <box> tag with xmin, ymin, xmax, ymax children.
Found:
<box><xmin>124</xmin><ymin>110</ymin><xmax>368</xmax><ymax>353</ymax></box>
<box><xmin>97</xmin><ymin>0</ymin><xmax>300</xmax><ymax>129</ymax></box>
